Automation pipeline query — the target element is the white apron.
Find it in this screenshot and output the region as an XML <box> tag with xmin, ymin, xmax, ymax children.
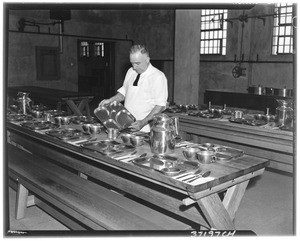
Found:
<box><xmin>124</xmin><ymin>84</ymin><xmax>152</xmax><ymax>132</ymax></box>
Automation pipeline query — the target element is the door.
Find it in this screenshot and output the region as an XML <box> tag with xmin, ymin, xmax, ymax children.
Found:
<box><xmin>77</xmin><ymin>40</ymin><xmax>115</xmax><ymax>99</ymax></box>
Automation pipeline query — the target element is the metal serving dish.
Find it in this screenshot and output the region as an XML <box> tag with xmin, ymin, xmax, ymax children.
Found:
<box><xmin>94</xmin><ymin>102</ymin><xmax>135</xmax><ymax>131</ymax></box>
<box><xmin>229</xmin><ymin>117</ymin><xmax>266</xmax><ymax>126</ymax></box>
<box><xmin>45</xmin><ymin>128</ymin><xmax>90</xmax><ymax>141</ymax></box>
<box><xmin>81</xmin><ymin>140</ymin><xmax>135</xmax><ymax>155</ymax></box>
<box><xmin>72</xmin><ymin>116</ymin><xmax>97</xmax><ymax>124</ymax></box>
<box><xmin>214</xmin><ymin>146</ymin><xmax>244</xmax><ymax>160</ymax></box>
<box><xmin>7</xmin><ymin>114</ymin><xmax>34</xmax><ymax>122</ymax></box>
<box><xmin>132</xmin><ymin>156</ymin><xmax>199</xmax><ymax>175</ymax></box>
<box><xmin>20</xmin><ymin>121</ymin><xmax>59</xmax><ymax>130</ymax></box>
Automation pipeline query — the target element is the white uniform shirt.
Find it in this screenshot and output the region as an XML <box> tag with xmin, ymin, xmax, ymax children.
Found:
<box><xmin>117</xmin><ymin>63</ymin><xmax>168</xmax><ymax>132</ymax></box>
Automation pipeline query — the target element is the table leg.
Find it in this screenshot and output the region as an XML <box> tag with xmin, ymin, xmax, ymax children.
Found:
<box><xmin>223</xmin><ymin>180</ymin><xmax>249</xmax><ymax>221</ymax></box>
<box><xmin>196</xmin><ymin>193</ymin><xmax>235</xmax><ymax>230</ymax></box>
<box><xmin>65</xmin><ymin>100</ymin><xmax>83</xmax><ymax>116</ymax></box>
<box><xmin>78</xmin><ymin>99</ymin><xmax>90</xmax><ymax>116</ymax></box>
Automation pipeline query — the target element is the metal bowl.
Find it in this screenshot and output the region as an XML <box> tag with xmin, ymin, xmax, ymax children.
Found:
<box><xmin>254</xmin><ymin>114</ymin><xmax>264</xmax><ymax>120</ymax></box>
<box><xmin>120</xmin><ymin>133</ymin><xmax>132</xmax><ymax>145</ymax></box>
<box><xmin>89</xmin><ymin>123</ymin><xmax>102</xmax><ymax>134</ymax></box>
<box><xmin>263</xmin><ymin>114</ymin><xmax>275</xmax><ymax>122</ymax></box>
<box><xmin>82</xmin><ymin>123</ymin><xmax>92</xmax><ymax>133</ymax></box>
<box><xmin>130</xmin><ymin>135</ymin><xmax>144</xmax><ymax>147</ymax></box>
<box><xmin>182</xmin><ymin>147</ymin><xmax>202</xmax><ymax>161</ymax></box>
<box><xmin>61</xmin><ymin>116</ymin><xmax>71</xmax><ymax>125</ymax></box>
<box><xmin>31</xmin><ymin>110</ymin><xmax>43</xmax><ymax>118</ymax></box>
<box><xmin>54</xmin><ymin>116</ymin><xmax>63</xmax><ymax>125</ymax></box>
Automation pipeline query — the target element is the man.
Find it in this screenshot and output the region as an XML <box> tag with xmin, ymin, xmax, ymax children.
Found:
<box><xmin>98</xmin><ymin>44</ymin><xmax>168</xmax><ymax>132</ymax></box>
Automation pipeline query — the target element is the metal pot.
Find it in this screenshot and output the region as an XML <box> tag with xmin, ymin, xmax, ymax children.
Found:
<box><xmin>264</xmin><ymin>87</ymin><xmax>274</xmax><ymax>95</ymax></box>
<box><xmin>149</xmin><ymin>113</ymin><xmax>178</xmax><ymax>155</ymax></box>
<box><xmin>275</xmin><ymin>99</ymin><xmax>293</xmax><ymax>128</ymax></box>
<box><xmin>247</xmin><ymin>85</ymin><xmax>264</xmax><ymax>95</ymax></box>
<box><xmin>273</xmin><ymin>87</ymin><xmax>293</xmax><ymax>97</ymax></box>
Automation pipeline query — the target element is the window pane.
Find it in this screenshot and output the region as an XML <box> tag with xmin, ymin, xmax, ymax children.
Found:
<box><xmin>200</xmin><ymin>9</ymin><xmax>227</xmax><ymax>55</ymax></box>
<box><xmin>272</xmin><ymin>3</ymin><xmax>294</xmax><ymax>55</ymax></box>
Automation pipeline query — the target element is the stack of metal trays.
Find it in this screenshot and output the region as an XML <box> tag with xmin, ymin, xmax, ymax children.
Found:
<box><xmin>94</xmin><ymin>102</ymin><xmax>135</xmax><ymax>130</ymax></box>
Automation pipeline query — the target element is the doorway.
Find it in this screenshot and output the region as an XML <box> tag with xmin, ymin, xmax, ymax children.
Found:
<box><xmin>77</xmin><ymin>40</ymin><xmax>115</xmax><ymax>100</ymax></box>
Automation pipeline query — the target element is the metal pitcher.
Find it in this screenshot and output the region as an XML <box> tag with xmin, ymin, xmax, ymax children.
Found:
<box><xmin>149</xmin><ymin>113</ymin><xmax>179</xmax><ymax>155</ymax></box>
<box><xmin>16</xmin><ymin>92</ymin><xmax>31</xmax><ymax>115</ymax></box>
<box><xmin>275</xmin><ymin>99</ymin><xmax>293</xmax><ymax>129</ymax></box>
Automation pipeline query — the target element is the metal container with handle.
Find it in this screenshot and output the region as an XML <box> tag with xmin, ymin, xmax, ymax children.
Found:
<box><xmin>149</xmin><ymin>113</ymin><xmax>179</xmax><ymax>155</ymax></box>
<box><xmin>275</xmin><ymin>99</ymin><xmax>293</xmax><ymax>129</ymax></box>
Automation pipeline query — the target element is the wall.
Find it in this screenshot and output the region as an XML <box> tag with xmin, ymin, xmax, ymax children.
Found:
<box><xmin>174</xmin><ymin>10</ymin><xmax>201</xmax><ymax>105</ymax></box>
<box><xmin>6</xmin><ymin>5</ymin><xmax>295</xmax><ymax>106</ymax></box>
<box><xmin>198</xmin><ymin>4</ymin><xmax>294</xmax><ymax>105</ymax></box>
<box><xmin>6</xmin><ymin>8</ymin><xmax>174</xmax><ymax>96</ymax></box>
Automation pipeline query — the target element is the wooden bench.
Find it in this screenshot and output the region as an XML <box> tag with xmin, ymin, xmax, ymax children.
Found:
<box><xmin>7</xmin><ymin>144</ymin><xmax>191</xmax><ymax>230</ymax></box>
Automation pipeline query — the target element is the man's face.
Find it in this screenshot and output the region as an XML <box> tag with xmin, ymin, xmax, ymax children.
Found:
<box><xmin>130</xmin><ymin>51</ymin><xmax>150</xmax><ymax>74</ymax></box>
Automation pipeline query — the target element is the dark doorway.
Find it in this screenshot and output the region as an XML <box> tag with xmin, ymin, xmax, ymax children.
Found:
<box><xmin>77</xmin><ymin>40</ymin><xmax>115</xmax><ymax>100</ymax></box>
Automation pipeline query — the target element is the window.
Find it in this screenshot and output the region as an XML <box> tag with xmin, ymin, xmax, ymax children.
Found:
<box><xmin>272</xmin><ymin>3</ymin><xmax>294</xmax><ymax>55</ymax></box>
<box><xmin>200</xmin><ymin>9</ymin><xmax>228</xmax><ymax>55</ymax></box>
<box><xmin>79</xmin><ymin>40</ymin><xmax>105</xmax><ymax>58</ymax></box>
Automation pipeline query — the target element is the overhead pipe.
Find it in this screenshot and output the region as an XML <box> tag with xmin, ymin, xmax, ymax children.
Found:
<box><xmin>8</xmin><ymin>29</ymin><xmax>134</xmax><ymax>45</ymax></box>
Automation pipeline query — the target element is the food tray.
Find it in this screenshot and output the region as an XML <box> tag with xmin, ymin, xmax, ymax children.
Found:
<box><xmin>81</xmin><ymin>140</ymin><xmax>135</xmax><ymax>155</ymax></box>
<box><xmin>197</xmin><ymin>143</ymin><xmax>244</xmax><ymax>161</ymax></box>
<box><xmin>20</xmin><ymin>121</ymin><xmax>59</xmax><ymax>130</ymax></box>
<box><xmin>71</xmin><ymin>116</ymin><xmax>97</xmax><ymax>124</ymax></box>
<box><xmin>7</xmin><ymin>114</ymin><xmax>34</xmax><ymax>122</ymax></box>
<box><xmin>94</xmin><ymin>102</ymin><xmax>135</xmax><ymax>131</ymax></box>
<box><xmin>132</xmin><ymin>156</ymin><xmax>199</xmax><ymax>175</ymax></box>
<box><xmin>229</xmin><ymin>117</ymin><xmax>266</xmax><ymax>126</ymax></box>
<box><xmin>45</xmin><ymin>128</ymin><xmax>90</xmax><ymax>141</ymax></box>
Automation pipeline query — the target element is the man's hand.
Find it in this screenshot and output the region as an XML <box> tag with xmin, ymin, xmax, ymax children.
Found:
<box><xmin>129</xmin><ymin>120</ymin><xmax>145</xmax><ymax>131</ymax></box>
<box><xmin>98</xmin><ymin>99</ymin><xmax>111</xmax><ymax>107</ymax></box>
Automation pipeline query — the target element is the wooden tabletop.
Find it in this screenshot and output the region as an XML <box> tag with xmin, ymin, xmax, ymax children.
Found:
<box><xmin>6</xmin><ymin>121</ymin><xmax>270</xmax><ymax>194</ymax></box>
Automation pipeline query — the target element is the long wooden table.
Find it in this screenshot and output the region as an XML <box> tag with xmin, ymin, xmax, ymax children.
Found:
<box><xmin>7</xmin><ymin>86</ymin><xmax>94</xmax><ymax>116</ymax></box>
<box><xmin>6</xmin><ymin>121</ymin><xmax>269</xmax><ymax>230</ymax></box>
<box><xmin>168</xmin><ymin>113</ymin><xmax>293</xmax><ymax>173</ymax></box>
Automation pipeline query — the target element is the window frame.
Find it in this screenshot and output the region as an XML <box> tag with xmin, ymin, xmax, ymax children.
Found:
<box><xmin>272</xmin><ymin>3</ymin><xmax>295</xmax><ymax>55</ymax></box>
<box><xmin>200</xmin><ymin>9</ymin><xmax>228</xmax><ymax>56</ymax></box>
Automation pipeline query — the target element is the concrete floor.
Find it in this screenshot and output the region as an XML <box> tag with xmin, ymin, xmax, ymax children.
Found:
<box><xmin>5</xmin><ymin>169</ymin><xmax>294</xmax><ymax>236</ymax></box>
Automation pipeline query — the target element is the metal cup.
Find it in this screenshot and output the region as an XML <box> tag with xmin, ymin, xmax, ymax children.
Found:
<box><xmin>43</xmin><ymin>112</ymin><xmax>52</xmax><ymax>122</ymax></box>
<box><xmin>196</xmin><ymin>150</ymin><xmax>216</xmax><ymax>164</ymax></box>
<box><xmin>107</xmin><ymin>128</ymin><xmax>118</xmax><ymax>140</ymax></box>
<box><xmin>234</xmin><ymin>110</ymin><xmax>243</xmax><ymax>119</ymax></box>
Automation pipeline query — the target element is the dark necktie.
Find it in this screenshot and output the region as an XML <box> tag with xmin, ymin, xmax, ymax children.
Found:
<box><xmin>133</xmin><ymin>74</ymin><xmax>140</xmax><ymax>86</ymax></box>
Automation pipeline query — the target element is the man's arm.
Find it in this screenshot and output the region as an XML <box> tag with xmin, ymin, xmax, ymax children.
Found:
<box><xmin>98</xmin><ymin>92</ymin><xmax>125</xmax><ymax>107</ymax></box>
<box><xmin>130</xmin><ymin>105</ymin><xmax>165</xmax><ymax>131</ymax></box>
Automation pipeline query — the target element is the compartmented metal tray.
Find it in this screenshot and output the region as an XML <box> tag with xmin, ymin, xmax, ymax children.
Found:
<box><xmin>132</xmin><ymin>156</ymin><xmax>199</xmax><ymax>175</ymax></box>
<box><xmin>198</xmin><ymin>143</ymin><xmax>244</xmax><ymax>161</ymax></box>
<box><xmin>45</xmin><ymin>128</ymin><xmax>91</xmax><ymax>141</ymax></box>
<box><xmin>81</xmin><ymin>140</ymin><xmax>135</xmax><ymax>155</ymax></box>
<box><xmin>94</xmin><ymin>102</ymin><xmax>135</xmax><ymax>131</ymax></box>
<box><xmin>20</xmin><ymin>121</ymin><xmax>59</xmax><ymax>130</ymax></box>
<box><xmin>229</xmin><ymin>117</ymin><xmax>266</xmax><ymax>126</ymax></box>
<box><xmin>71</xmin><ymin>116</ymin><xmax>97</xmax><ymax>124</ymax></box>
<box><xmin>7</xmin><ymin>114</ymin><xmax>34</xmax><ymax>122</ymax></box>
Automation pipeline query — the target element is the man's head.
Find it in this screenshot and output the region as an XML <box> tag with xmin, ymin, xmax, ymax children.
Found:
<box><xmin>129</xmin><ymin>45</ymin><xmax>150</xmax><ymax>74</ymax></box>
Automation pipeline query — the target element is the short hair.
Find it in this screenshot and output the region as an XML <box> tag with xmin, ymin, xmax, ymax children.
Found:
<box><xmin>129</xmin><ymin>44</ymin><xmax>150</xmax><ymax>57</ymax></box>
